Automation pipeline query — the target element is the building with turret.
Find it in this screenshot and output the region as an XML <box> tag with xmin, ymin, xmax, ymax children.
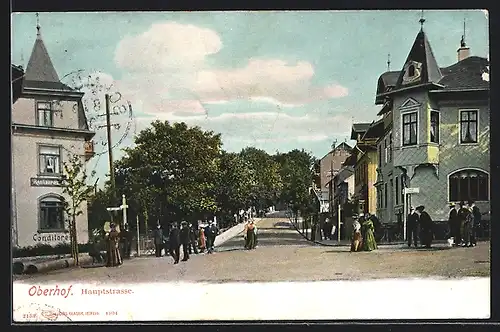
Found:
<box><xmin>373</xmin><ymin>18</ymin><xmax>489</xmax><ymax>236</ymax></box>
<box><xmin>11</xmin><ymin>20</ymin><xmax>95</xmax><ymax>248</ymax></box>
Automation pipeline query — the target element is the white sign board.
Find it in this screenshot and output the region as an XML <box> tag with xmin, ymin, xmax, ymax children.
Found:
<box><xmin>404</xmin><ymin>187</ymin><xmax>420</xmax><ymax>194</ymax></box>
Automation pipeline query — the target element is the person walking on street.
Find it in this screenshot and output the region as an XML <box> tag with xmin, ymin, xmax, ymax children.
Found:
<box><xmin>207</xmin><ymin>221</ymin><xmax>219</xmax><ymax>253</ymax></box>
<box><xmin>448</xmin><ymin>203</ymin><xmax>459</xmax><ymax>246</ymax></box>
<box><xmin>168</xmin><ymin>223</ymin><xmax>181</xmax><ymax>264</ymax></box>
<box><xmin>469</xmin><ymin>200</ymin><xmax>481</xmax><ymax>246</ymax></box>
<box><xmin>350</xmin><ymin>215</ymin><xmax>363</xmax><ymax>252</ymax></box>
<box><xmin>457</xmin><ymin>201</ymin><xmax>469</xmax><ymax>247</ymax></box>
<box><xmin>416</xmin><ymin>206</ymin><xmax>434</xmax><ymax>248</ymax></box>
<box><xmin>198</xmin><ymin>224</ymin><xmax>206</xmax><ymax>253</ymax></box>
<box><xmin>153</xmin><ymin>224</ymin><xmax>164</xmax><ymax>257</ymax></box>
<box><xmin>244</xmin><ymin>220</ymin><xmax>256</xmax><ymax>249</ymax></box>
<box><xmin>461</xmin><ymin>202</ymin><xmax>474</xmax><ymax>247</ymax></box>
<box><xmin>180</xmin><ymin>221</ymin><xmax>191</xmax><ymax>261</ymax></box>
<box><xmin>407</xmin><ymin>207</ymin><xmax>420</xmax><ymax>248</ymax></box>
<box><xmin>105</xmin><ymin>223</ymin><xmax>122</xmax><ymax>267</ymax></box>
<box><xmin>361</xmin><ymin>215</ymin><xmax>377</xmax><ymax>251</ymax></box>
<box><xmin>188</xmin><ymin>223</ymin><xmax>199</xmax><ymax>254</ymax></box>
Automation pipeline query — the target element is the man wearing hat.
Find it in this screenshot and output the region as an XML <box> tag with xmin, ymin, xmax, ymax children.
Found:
<box><xmin>469</xmin><ymin>200</ymin><xmax>481</xmax><ymax>246</ymax></box>
<box><xmin>457</xmin><ymin>201</ymin><xmax>469</xmax><ymax>246</ymax></box>
<box><xmin>448</xmin><ymin>203</ymin><xmax>459</xmax><ymax>246</ymax></box>
<box><xmin>415</xmin><ymin>205</ymin><xmax>433</xmax><ymax>248</ymax></box>
<box><xmin>179</xmin><ymin>221</ymin><xmax>191</xmax><ymax>261</ymax></box>
<box><xmin>168</xmin><ymin>223</ymin><xmax>181</xmax><ymax>264</ymax></box>
<box><xmin>407</xmin><ymin>206</ymin><xmax>419</xmax><ymax>248</ymax></box>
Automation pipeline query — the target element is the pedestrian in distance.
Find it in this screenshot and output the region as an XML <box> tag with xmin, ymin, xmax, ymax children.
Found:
<box><xmin>153</xmin><ymin>224</ymin><xmax>164</xmax><ymax>257</ymax></box>
<box><xmin>361</xmin><ymin>215</ymin><xmax>377</xmax><ymax>251</ymax></box>
<box><xmin>188</xmin><ymin>223</ymin><xmax>199</xmax><ymax>254</ymax></box>
<box><xmin>461</xmin><ymin>202</ymin><xmax>474</xmax><ymax>247</ymax></box>
<box><xmin>105</xmin><ymin>223</ymin><xmax>123</xmax><ymax>267</ymax></box>
<box><xmin>244</xmin><ymin>220</ymin><xmax>256</xmax><ymax>249</ymax></box>
<box><xmin>198</xmin><ymin>224</ymin><xmax>206</xmax><ymax>253</ymax></box>
<box><xmin>469</xmin><ymin>200</ymin><xmax>481</xmax><ymax>246</ymax></box>
<box><xmin>168</xmin><ymin>223</ymin><xmax>181</xmax><ymax>264</ymax></box>
<box><xmin>457</xmin><ymin>201</ymin><xmax>469</xmax><ymax>247</ymax></box>
<box><xmin>448</xmin><ymin>202</ymin><xmax>459</xmax><ymax>246</ymax></box>
<box><xmin>407</xmin><ymin>206</ymin><xmax>420</xmax><ymax>248</ymax></box>
<box><xmin>415</xmin><ymin>206</ymin><xmax>434</xmax><ymax>248</ymax></box>
<box><xmin>350</xmin><ymin>215</ymin><xmax>363</xmax><ymax>252</ymax></box>
<box><xmin>180</xmin><ymin>221</ymin><xmax>191</xmax><ymax>261</ymax></box>
<box><xmin>207</xmin><ymin>221</ymin><xmax>219</xmax><ymax>253</ymax></box>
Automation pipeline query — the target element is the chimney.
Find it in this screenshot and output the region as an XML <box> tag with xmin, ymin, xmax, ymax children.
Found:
<box><xmin>457</xmin><ymin>45</ymin><xmax>470</xmax><ymax>62</ymax></box>
<box><xmin>457</xmin><ymin>20</ymin><xmax>470</xmax><ymax>62</ymax></box>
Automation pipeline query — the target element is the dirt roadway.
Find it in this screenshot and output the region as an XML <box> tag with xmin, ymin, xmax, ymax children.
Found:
<box><xmin>13</xmin><ymin>217</ymin><xmax>490</xmax><ymax>284</ymax></box>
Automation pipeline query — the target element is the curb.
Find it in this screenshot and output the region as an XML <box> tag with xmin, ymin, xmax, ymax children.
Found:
<box><xmin>214</xmin><ymin>218</ymin><xmax>263</xmax><ymax>247</ymax></box>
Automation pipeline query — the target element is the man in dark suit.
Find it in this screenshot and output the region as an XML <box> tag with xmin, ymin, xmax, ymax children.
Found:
<box><xmin>179</xmin><ymin>221</ymin><xmax>191</xmax><ymax>261</ymax></box>
<box><xmin>407</xmin><ymin>207</ymin><xmax>419</xmax><ymax>248</ymax></box>
<box><xmin>469</xmin><ymin>200</ymin><xmax>481</xmax><ymax>246</ymax></box>
<box><xmin>168</xmin><ymin>223</ymin><xmax>181</xmax><ymax>264</ymax></box>
<box><xmin>416</xmin><ymin>206</ymin><xmax>433</xmax><ymax>248</ymax></box>
<box><xmin>448</xmin><ymin>203</ymin><xmax>459</xmax><ymax>246</ymax></box>
<box><xmin>153</xmin><ymin>224</ymin><xmax>164</xmax><ymax>257</ymax></box>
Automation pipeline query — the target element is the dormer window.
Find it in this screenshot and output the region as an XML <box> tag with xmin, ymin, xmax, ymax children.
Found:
<box><xmin>37</xmin><ymin>101</ymin><xmax>53</xmax><ymax>127</ymax></box>
<box><xmin>408</xmin><ymin>64</ymin><xmax>415</xmax><ymax>77</ymax></box>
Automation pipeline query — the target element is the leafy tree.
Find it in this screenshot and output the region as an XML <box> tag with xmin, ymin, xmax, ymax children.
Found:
<box><xmin>275</xmin><ymin>149</ymin><xmax>315</xmax><ymax>219</ymax></box>
<box><xmin>216</xmin><ymin>151</ymin><xmax>254</xmax><ymax>218</ymax></box>
<box><xmin>239</xmin><ymin>147</ymin><xmax>283</xmax><ymax>210</ymax></box>
<box><xmin>113</xmin><ymin>120</ymin><xmax>222</xmax><ymax>226</ymax></box>
<box><xmin>60</xmin><ymin>153</ymin><xmax>96</xmax><ymax>266</ymax></box>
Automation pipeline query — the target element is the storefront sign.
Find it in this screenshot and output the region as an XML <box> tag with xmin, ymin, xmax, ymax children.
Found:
<box><xmin>30</xmin><ymin>177</ymin><xmax>62</xmax><ymax>187</ymax></box>
<box><xmin>32</xmin><ymin>233</ymin><xmax>70</xmax><ymax>243</ymax></box>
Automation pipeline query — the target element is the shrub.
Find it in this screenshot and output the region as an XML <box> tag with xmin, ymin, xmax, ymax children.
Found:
<box><xmin>13</xmin><ymin>243</ymin><xmax>91</xmax><ymax>258</ymax></box>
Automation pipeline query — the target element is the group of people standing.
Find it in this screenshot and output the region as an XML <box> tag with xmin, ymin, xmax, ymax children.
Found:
<box><xmin>407</xmin><ymin>205</ymin><xmax>435</xmax><ymax>248</ymax></box>
<box><xmin>448</xmin><ymin>200</ymin><xmax>482</xmax><ymax>247</ymax></box>
<box><xmin>350</xmin><ymin>213</ymin><xmax>378</xmax><ymax>252</ymax></box>
<box><xmin>153</xmin><ymin>221</ymin><xmax>220</xmax><ymax>264</ymax></box>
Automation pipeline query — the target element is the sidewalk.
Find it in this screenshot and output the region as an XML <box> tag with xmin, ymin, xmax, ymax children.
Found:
<box><xmin>288</xmin><ymin>215</ymin><xmax>450</xmax><ymax>247</ymax></box>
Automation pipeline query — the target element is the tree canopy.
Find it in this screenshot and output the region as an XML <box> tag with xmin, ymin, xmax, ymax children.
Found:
<box><xmin>89</xmin><ymin>120</ymin><xmax>316</xmax><ymax>230</ymax></box>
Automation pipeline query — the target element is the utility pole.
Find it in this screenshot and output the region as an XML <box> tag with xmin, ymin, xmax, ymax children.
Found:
<box><xmin>136</xmin><ymin>214</ymin><xmax>141</xmax><ymax>257</ymax></box>
<box><xmin>105</xmin><ymin>94</ymin><xmax>116</xmax><ymax>202</ymax></box>
<box><xmin>337</xmin><ymin>203</ymin><xmax>341</xmax><ymax>242</ymax></box>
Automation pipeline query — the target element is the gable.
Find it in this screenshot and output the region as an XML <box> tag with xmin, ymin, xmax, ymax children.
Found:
<box><xmin>399</xmin><ymin>97</ymin><xmax>421</xmax><ymax>110</ymax></box>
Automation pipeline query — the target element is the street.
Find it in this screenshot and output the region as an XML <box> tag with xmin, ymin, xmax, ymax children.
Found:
<box><xmin>13</xmin><ymin>215</ymin><xmax>490</xmax><ymax>284</ymax></box>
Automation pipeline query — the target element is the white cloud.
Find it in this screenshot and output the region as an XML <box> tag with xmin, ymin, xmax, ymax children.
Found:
<box><xmin>115</xmin><ymin>22</ymin><xmax>222</xmax><ymax>72</ymax></box>
<box><xmin>112</xmin><ymin>21</ymin><xmax>349</xmax><ymax>115</ymax></box>
<box><xmin>135</xmin><ymin>111</ymin><xmax>353</xmax><ymax>148</ymax></box>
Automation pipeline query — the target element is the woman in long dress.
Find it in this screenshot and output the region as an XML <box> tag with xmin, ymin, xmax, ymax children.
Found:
<box><xmin>106</xmin><ymin>223</ymin><xmax>122</xmax><ymax>267</ymax></box>
<box><xmin>244</xmin><ymin>221</ymin><xmax>256</xmax><ymax>249</ymax></box>
<box><xmin>198</xmin><ymin>225</ymin><xmax>206</xmax><ymax>253</ymax></box>
<box><xmin>361</xmin><ymin>216</ymin><xmax>377</xmax><ymax>252</ymax></box>
<box><xmin>350</xmin><ymin>217</ymin><xmax>363</xmax><ymax>252</ymax></box>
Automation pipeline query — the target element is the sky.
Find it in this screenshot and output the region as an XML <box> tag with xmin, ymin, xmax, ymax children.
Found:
<box><xmin>11</xmin><ymin>10</ymin><xmax>489</xmax><ymax>184</ymax></box>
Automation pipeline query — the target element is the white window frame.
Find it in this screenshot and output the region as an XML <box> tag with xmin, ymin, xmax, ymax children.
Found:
<box><xmin>38</xmin><ymin>194</ymin><xmax>66</xmax><ymax>233</ymax></box>
<box><xmin>401</xmin><ymin>109</ymin><xmax>419</xmax><ymax>147</ymax></box>
<box><xmin>38</xmin><ymin>144</ymin><xmax>62</xmax><ymax>176</ymax></box>
<box><xmin>458</xmin><ymin>109</ymin><xmax>479</xmax><ymax>145</ymax></box>
<box><xmin>430</xmin><ymin>110</ymin><xmax>441</xmax><ymax>144</ymax></box>
<box><xmin>36</xmin><ymin>101</ymin><xmax>53</xmax><ymax>127</ymax></box>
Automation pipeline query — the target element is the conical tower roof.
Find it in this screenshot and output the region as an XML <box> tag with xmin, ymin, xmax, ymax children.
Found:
<box><xmin>395</xmin><ymin>29</ymin><xmax>443</xmax><ymax>89</ymax></box>
<box><xmin>24</xmin><ymin>26</ymin><xmax>60</xmax><ymax>82</ymax></box>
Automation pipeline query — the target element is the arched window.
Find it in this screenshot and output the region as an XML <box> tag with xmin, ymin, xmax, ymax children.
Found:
<box><xmin>449</xmin><ymin>169</ymin><xmax>489</xmax><ymax>202</ymax></box>
<box><xmin>38</xmin><ymin>195</ymin><xmax>65</xmax><ymax>232</ymax></box>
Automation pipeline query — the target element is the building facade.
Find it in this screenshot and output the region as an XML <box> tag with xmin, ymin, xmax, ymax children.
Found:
<box><xmin>373</xmin><ymin>25</ymin><xmax>489</xmax><ymax>227</ymax></box>
<box><xmin>318</xmin><ymin>142</ymin><xmax>352</xmax><ymax>191</ymax></box>
<box><xmin>11</xmin><ymin>25</ymin><xmax>95</xmax><ymax>248</ymax></box>
<box><xmin>350</xmin><ymin>122</ymin><xmax>382</xmax><ymax>215</ymax></box>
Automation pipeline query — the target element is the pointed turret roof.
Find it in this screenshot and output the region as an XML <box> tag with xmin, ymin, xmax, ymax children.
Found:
<box><xmin>394</xmin><ymin>29</ymin><xmax>443</xmax><ymax>89</ymax></box>
<box><xmin>25</xmin><ymin>27</ymin><xmax>60</xmax><ymax>82</ymax></box>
